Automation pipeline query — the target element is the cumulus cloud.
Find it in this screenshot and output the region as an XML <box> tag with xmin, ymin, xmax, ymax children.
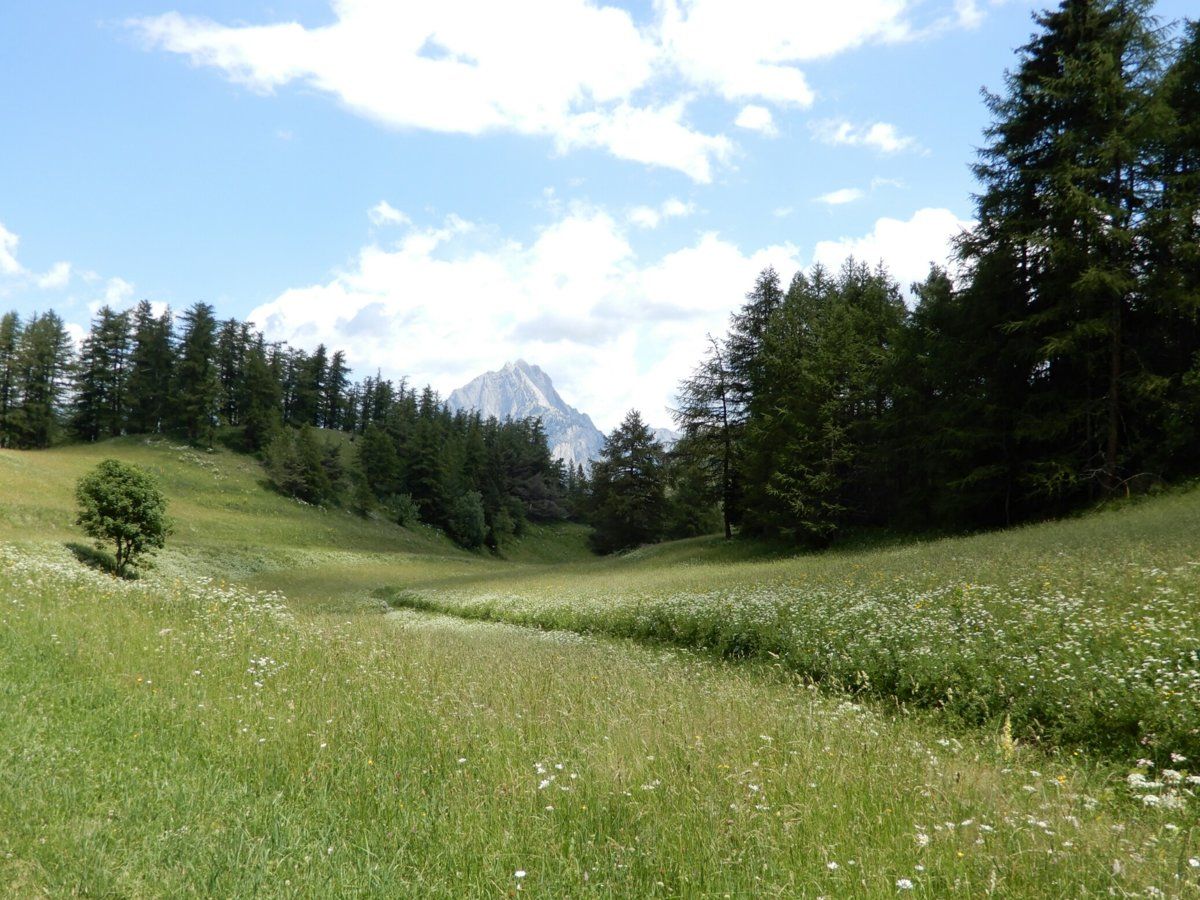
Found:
<box><xmin>0</xmin><ymin>223</ymin><xmax>23</xmax><ymax>277</ymax></box>
<box><xmin>811</xmin><ymin>206</ymin><xmax>973</xmax><ymax>290</ymax></box>
<box><xmin>627</xmin><ymin>197</ymin><xmax>695</xmax><ymax>229</ymax></box>
<box><xmin>657</xmin><ymin>0</ymin><xmax>913</xmax><ymax>105</ymax></box>
<box><xmin>248</xmin><ymin>205</ymin><xmax>800</xmax><ymax>429</ymax></box>
<box><xmin>814</xmin><ymin>187</ymin><xmax>865</xmax><ymax>206</ymax></box>
<box><xmin>369</xmin><ymin>201</ymin><xmax>410</xmax><ymax>227</ymax></box>
<box><xmin>734</xmin><ymin>104</ymin><xmax>777</xmax><ymax>135</ymax></box>
<box><xmin>0</xmin><ymin>221</ymin><xmax>78</xmax><ymax>293</ymax></box>
<box><xmin>36</xmin><ymin>261</ymin><xmax>72</xmax><ymax>290</ymax></box>
<box><xmin>813</xmin><ymin>119</ymin><xmax>920</xmax><ymax>154</ymax></box>
<box><xmin>131</xmin><ymin>0</ymin><xmax>983</xmax><ymax>180</ymax></box>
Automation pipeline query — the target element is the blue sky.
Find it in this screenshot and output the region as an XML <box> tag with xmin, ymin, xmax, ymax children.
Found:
<box><xmin>1</xmin><ymin>0</ymin><xmax>1192</xmax><ymax>430</ymax></box>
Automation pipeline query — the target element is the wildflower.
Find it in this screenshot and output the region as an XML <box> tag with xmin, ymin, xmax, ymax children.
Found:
<box><xmin>897</xmin><ymin>878</ymin><xmax>914</xmax><ymax>890</ymax></box>
<box><xmin>515</xmin><ymin>870</ymin><xmax>526</xmax><ymax>879</ymax></box>
<box><xmin>826</xmin><ymin>862</ymin><xmax>839</xmax><ymax>871</ymax></box>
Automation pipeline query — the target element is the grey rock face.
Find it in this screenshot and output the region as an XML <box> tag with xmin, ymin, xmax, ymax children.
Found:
<box><xmin>446</xmin><ymin>360</ymin><xmax>606</xmax><ymax>470</ymax></box>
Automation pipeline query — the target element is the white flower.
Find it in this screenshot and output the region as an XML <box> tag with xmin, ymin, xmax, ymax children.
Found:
<box><xmin>515</xmin><ymin>870</ymin><xmax>526</xmax><ymax>879</ymax></box>
<box><xmin>1187</xmin><ymin>858</ymin><xmax>1199</xmax><ymax>869</ymax></box>
<box><xmin>897</xmin><ymin>878</ymin><xmax>915</xmax><ymax>890</ymax></box>
<box><xmin>826</xmin><ymin>861</ymin><xmax>839</xmax><ymax>871</ymax></box>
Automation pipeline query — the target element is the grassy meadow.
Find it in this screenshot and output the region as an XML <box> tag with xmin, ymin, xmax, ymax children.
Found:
<box><xmin>1</xmin><ymin>439</ymin><xmax>1199</xmax><ymax>897</ymax></box>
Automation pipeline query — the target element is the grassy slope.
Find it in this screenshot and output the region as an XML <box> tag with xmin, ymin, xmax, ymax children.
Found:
<box><xmin>391</xmin><ymin>487</ymin><xmax>1200</xmax><ymax>759</ymax></box>
<box><xmin>1</xmin><ymin>440</ymin><xmax>1198</xmax><ymax>897</ymax></box>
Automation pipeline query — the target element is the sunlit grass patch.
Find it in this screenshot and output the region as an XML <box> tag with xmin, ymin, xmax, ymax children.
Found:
<box><xmin>2</xmin><ymin>542</ymin><xmax>1198</xmax><ymax>897</ymax></box>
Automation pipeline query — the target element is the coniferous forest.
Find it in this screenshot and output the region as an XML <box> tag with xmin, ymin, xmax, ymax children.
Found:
<box><xmin>674</xmin><ymin>4</ymin><xmax>1200</xmax><ymax>544</ymax></box>
<box><xmin>3</xmin><ymin>2</ymin><xmax>1199</xmax><ymax>552</ymax></box>
<box><xmin>0</xmin><ymin>300</ymin><xmax>577</xmax><ymax>549</ymax></box>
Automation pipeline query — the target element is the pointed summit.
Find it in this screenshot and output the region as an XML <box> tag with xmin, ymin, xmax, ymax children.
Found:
<box><xmin>447</xmin><ymin>361</ymin><xmax>605</xmax><ymax>469</ymax></box>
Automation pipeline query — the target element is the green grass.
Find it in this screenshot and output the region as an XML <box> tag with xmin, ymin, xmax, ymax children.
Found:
<box><xmin>390</xmin><ymin>488</ymin><xmax>1200</xmax><ymax>761</ymax></box>
<box><xmin>1</xmin><ymin>439</ymin><xmax>1198</xmax><ymax>896</ymax></box>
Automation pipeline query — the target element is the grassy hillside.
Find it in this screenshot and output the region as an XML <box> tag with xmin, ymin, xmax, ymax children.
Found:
<box><xmin>1</xmin><ymin>440</ymin><xmax>1198</xmax><ymax>896</ymax></box>
<box><xmin>0</xmin><ymin>437</ymin><xmax>589</xmax><ymax>612</ymax></box>
<box><xmin>391</xmin><ymin>487</ymin><xmax>1200</xmax><ymax>760</ymax></box>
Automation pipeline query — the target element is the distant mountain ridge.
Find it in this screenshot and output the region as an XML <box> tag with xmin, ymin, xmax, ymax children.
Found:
<box><xmin>446</xmin><ymin>360</ymin><xmax>606</xmax><ymax>470</ymax></box>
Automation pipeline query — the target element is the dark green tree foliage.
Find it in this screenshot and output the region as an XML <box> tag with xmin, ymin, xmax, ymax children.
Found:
<box><xmin>216</xmin><ymin>319</ymin><xmax>250</xmax><ymax>426</ymax></box>
<box><xmin>588</xmin><ymin>410</ymin><xmax>667</xmax><ymax>554</ymax></box>
<box><xmin>673</xmin><ymin>335</ymin><xmax>735</xmax><ymax>538</ymax></box>
<box><xmin>323</xmin><ymin>350</ymin><xmax>349</xmax><ymax>430</ymax></box>
<box><xmin>172</xmin><ymin>303</ymin><xmax>220</xmax><ymax>444</ymax></box>
<box><xmin>1142</xmin><ymin>21</ymin><xmax>1200</xmax><ymax>474</ymax></box>
<box><xmin>447</xmin><ymin>490</ymin><xmax>487</xmax><ymax>549</ymax></box>
<box><xmin>239</xmin><ymin>336</ymin><xmax>283</xmax><ymax>451</ymax></box>
<box><xmin>71</xmin><ymin>306</ymin><xmax>132</xmax><ymax>441</ymax></box>
<box><xmin>741</xmin><ymin>262</ymin><xmax>906</xmax><ymax>543</ymax></box>
<box><xmin>263</xmin><ymin>426</ymin><xmax>342</xmax><ymax>506</ymax></box>
<box><xmin>663</xmin><ymin>444</ymin><xmax>723</xmax><ymax>540</ymax></box>
<box><xmin>126</xmin><ymin>302</ymin><xmax>174</xmax><ymax>435</ymax></box>
<box><xmin>12</xmin><ymin>311</ymin><xmax>73</xmax><ymax>449</ymax></box>
<box><xmin>964</xmin><ymin>0</ymin><xmax>1162</xmax><ymax>503</ymax></box>
<box><xmin>75</xmin><ymin>458</ymin><xmax>169</xmax><ymax>576</ymax></box>
<box><xmin>0</xmin><ymin>311</ymin><xmax>20</xmax><ymax>448</ymax></box>
<box><xmin>356</xmin><ymin>424</ymin><xmax>401</xmax><ymax>500</ymax></box>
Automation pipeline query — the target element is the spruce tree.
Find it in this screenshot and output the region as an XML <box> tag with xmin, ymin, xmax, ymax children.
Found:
<box><xmin>172</xmin><ymin>302</ymin><xmax>220</xmax><ymax>444</ymax></box>
<box><xmin>673</xmin><ymin>334</ymin><xmax>735</xmax><ymax>538</ymax></box>
<box><xmin>126</xmin><ymin>302</ymin><xmax>174</xmax><ymax>435</ymax></box>
<box><xmin>964</xmin><ymin>0</ymin><xmax>1163</xmax><ymax>500</ymax></box>
<box><xmin>13</xmin><ymin>311</ymin><xmax>73</xmax><ymax>448</ymax></box>
<box><xmin>587</xmin><ymin>410</ymin><xmax>667</xmax><ymax>553</ymax></box>
<box><xmin>0</xmin><ymin>311</ymin><xmax>20</xmax><ymax>448</ymax></box>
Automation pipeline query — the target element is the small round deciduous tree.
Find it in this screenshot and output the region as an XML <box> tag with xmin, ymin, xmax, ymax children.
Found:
<box><xmin>75</xmin><ymin>459</ymin><xmax>170</xmax><ymax>576</ymax></box>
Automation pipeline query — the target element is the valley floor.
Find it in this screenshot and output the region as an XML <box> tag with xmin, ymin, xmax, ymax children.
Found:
<box><xmin>1</xmin><ymin>440</ymin><xmax>1198</xmax><ymax>897</ymax></box>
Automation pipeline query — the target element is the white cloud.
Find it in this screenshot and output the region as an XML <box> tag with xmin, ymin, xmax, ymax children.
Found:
<box><xmin>814</xmin><ymin>187</ymin><xmax>865</xmax><ymax>206</ymax></box>
<box><xmin>87</xmin><ymin>277</ymin><xmax>138</xmax><ymax>316</ymax></box>
<box><xmin>132</xmin><ymin>0</ymin><xmax>983</xmax><ymax>180</ymax></box>
<box><xmin>811</xmin><ymin>206</ymin><xmax>973</xmax><ymax>290</ymax></box>
<box><xmin>104</xmin><ymin>277</ymin><xmax>135</xmax><ymax>306</ymax></box>
<box><xmin>36</xmin><ymin>261</ymin><xmax>72</xmax><ymax>290</ymax></box>
<box><xmin>369</xmin><ymin>201</ymin><xmax>410</xmax><ymax>227</ymax></box>
<box><xmin>0</xmin><ymin>222</ymin><xmax>82</xmax><ymax>294</ymax></box>
<box><xmin>0</xmin><ymin>223</ymin><xmax>25</xmax><ymax>276</ymax></box>
<box><xmin>814</xmin><ymin>119</ymin><xmax>920</xmax><ymax>154</ymax></box>
<box><xmin>131</xmin><ymin>2</ymin><xmax>727</xmax><ymax>181</ymax></box>
<box><xmin>657</xmin><ymin>0</ymin><xmax>913</xmax><ymax>105</ymax></box>
<box><xmin>248</xmin><ymin>205</ymin><xmax>800</xmax><ymax>429</ymax></box>
<box><xmin>627</xmin><ymin>197</ymin><xmax>696</xmax><ymax>229</ymax></box>
<box><xmin>734</xmin><ymin>104</ymin><xmax>776</xmax><ymax>136</ymax></box>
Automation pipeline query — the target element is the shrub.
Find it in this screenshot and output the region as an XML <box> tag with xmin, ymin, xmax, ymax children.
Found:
<box><xmin>75</xmin><ymin>459</ymin><xmax>170</xmax><ymax>576</ymax></box>
<box><xmin>389</xmin><ymin>493</ymin><xmax>421</xmax><ymax>528</ymax></box>
<box><xmin>447</xmin><ymin>491</ymin><xmax>486</xmax><ymax>549</ymax></box>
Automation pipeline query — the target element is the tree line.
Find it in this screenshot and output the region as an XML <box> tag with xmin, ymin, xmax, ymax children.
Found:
<box><xmin>675</xmin><ymin>2</ymin><xmax>1200</xmax><ymax>544</ymax></box>
<box><xmin>0</xmin><ymin>301</ymin><xmax>573</xmax><ymax>549</ymax></box>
